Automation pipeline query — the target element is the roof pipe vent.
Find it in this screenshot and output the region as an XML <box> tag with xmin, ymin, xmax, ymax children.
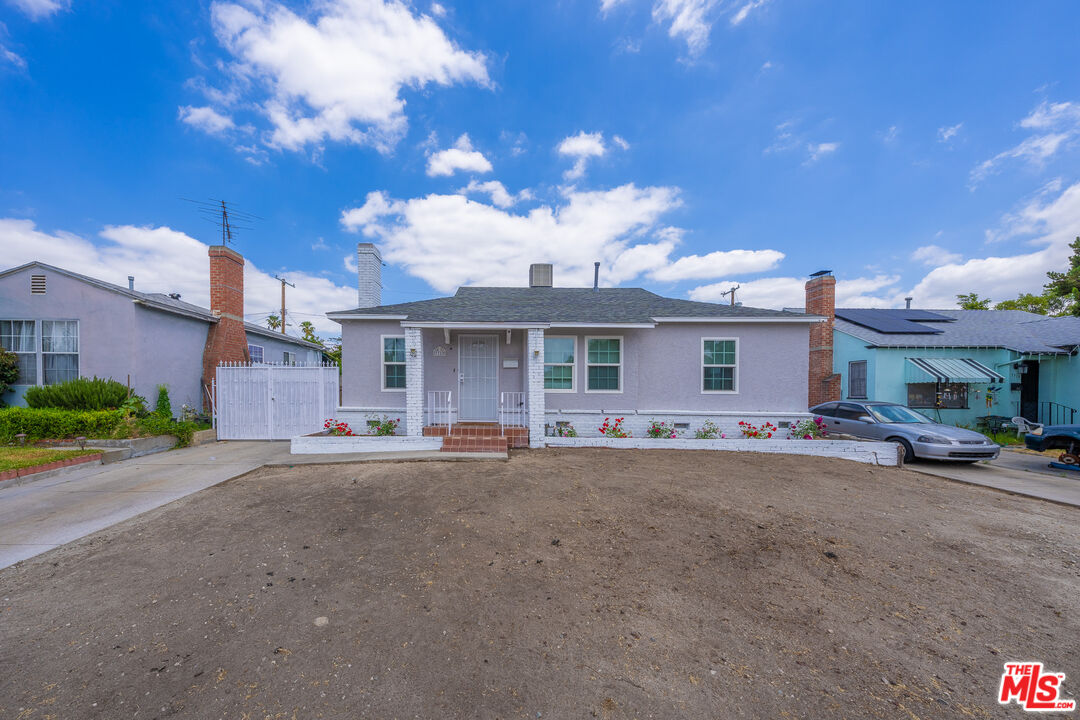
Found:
<box><xmin>905</xmin><ymin>296</ymin><xmax>913</xmax><ymax>309</ymax></box>
<box><xmin>593</xmin><ymin>261</ymin><xmax>600</xmax><ymax>291</ymax></box>
<box><xmin>128</xmin><ymin>275</ymin><xmax>135</xmax><ymax>291</ymax></box>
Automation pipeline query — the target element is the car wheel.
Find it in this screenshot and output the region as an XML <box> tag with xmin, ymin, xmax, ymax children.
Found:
<box><xmin>891</xmin><ymin>437</ymin><xmax>915</xmax><ymax>464</ymax></box>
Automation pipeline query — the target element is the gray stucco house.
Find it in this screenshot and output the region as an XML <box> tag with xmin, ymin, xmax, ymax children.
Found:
<box><xmin>329</xmin><ymin>244</ymin><xmax>821</xmax><ymax>448</ymax></box>
<box><xmin>0</xmin><ymin>253</ymin><xmax>323</xmax><ymax>413</ymax></box>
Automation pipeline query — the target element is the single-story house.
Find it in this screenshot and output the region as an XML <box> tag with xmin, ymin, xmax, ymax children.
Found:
<box><xmin>0</xmin><ymin>247</ymin><xmax>323</xmax><ymax>413</ymax></box>
<box><xmin>805</xmin><ymin>277</ymin><xmax>1080</xmax><ymax>427</ymax></box>
<box><xmin>328</xmin><ymin>244</ymin><xmax>822</xmax><ymax>447</ymax></box>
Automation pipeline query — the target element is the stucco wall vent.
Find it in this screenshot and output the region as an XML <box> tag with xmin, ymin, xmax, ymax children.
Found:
<box><xmin>30</xmin><ymin>274</ymin><xmax>46</xmax><ymax>295</ymax></box>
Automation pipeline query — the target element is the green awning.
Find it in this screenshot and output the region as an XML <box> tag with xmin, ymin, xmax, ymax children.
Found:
<box><xmin>905</xmin><ymin>357</ymin><xmax>1005</xmax><ymax>384</ymax></box>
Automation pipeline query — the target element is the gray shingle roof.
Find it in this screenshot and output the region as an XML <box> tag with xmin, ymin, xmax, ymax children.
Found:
<box><xmin>1</xmin><ymin>261</ymin><xmax>322</xmax><ymax>350</ymax></box>
<box><xmin>328</xmin><ymin>286</ymin><xmax>813</xmax><ymax>324</ymax></box>
<box><xmin>835</xmin><ymin>309</ymin><xmax>1080</xmax><ymax>354</ymax></box>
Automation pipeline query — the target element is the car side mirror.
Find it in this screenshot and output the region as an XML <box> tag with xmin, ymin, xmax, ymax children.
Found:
<box><xmin>857</xmin><ymin>415</ymin><xmax>874</xmax><ymax>423</ymax></box>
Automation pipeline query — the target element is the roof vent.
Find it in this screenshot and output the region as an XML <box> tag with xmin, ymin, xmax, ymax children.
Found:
<box><xmin>529</xmin><ymin>263</ymin><xmax>553</xmax><ymax>288</ymax></box>
<box><xmin>30</xmin><ymin>274</ymin><xmax>46</xmax><ymax>295</ymax></box>
<box><xmin>168</xmin><ymin>292</ymin><xmax>182</xmax><ymax>300</ymax></box>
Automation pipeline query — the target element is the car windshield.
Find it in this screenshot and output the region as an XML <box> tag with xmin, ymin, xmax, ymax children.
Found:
<box><xmin>867</xmin><ymin>405</ymin><xmax>934</xmax><ymax>424</ymax></box>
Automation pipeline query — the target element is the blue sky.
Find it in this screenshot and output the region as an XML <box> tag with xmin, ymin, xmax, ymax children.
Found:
<box><xmin>3</xmin><ymin>0</ymin><xmax>1080</xmax><ymax>336</ymax></box>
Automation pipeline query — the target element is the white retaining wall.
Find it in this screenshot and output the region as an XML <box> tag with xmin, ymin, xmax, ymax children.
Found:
<box><xmin>544</xmin><ymin>411</ymin><xmax>814</xmax><ymax>439</ymax></box>
<box><xmin>291</xmin><ymin>434</ymin><xmax>442</xmax><ymax>454</ymax></box>
<box><xmin>545</xmin><ymin>436</ymin><xmax>901</xmax><ymax>466</ymax></box>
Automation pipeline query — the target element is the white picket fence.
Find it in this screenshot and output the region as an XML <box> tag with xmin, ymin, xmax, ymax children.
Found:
<box><xmin>214</xmin><ymin>362</ymin><xmax>339</xmax><ymax>440</ymax></box>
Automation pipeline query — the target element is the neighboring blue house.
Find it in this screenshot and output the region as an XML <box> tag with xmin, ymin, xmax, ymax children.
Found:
<box><xmin>0</xmin><ymin>257</ymin><xmax>323</xmax><ymax>413</ymax></box>
<box><xmin>827</xmin><ymin>306</ymin><xmax>1080</xmax><ymax>427</ymax></box>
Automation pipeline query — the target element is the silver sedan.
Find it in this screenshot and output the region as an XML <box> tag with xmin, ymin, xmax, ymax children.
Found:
<box><xmin>809</xmin><ymin>401</ymin><xmax>1001</xmax><ymax>463</ymax></box>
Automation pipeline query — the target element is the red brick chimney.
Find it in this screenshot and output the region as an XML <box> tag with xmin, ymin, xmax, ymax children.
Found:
<box><xmin>805</xmin><ymin>271</ymin><xmax>841</xmax><ymax>408</ymax></box>
<box><xmin>202</xmin><ymin>246</ymin><xmax>248</xmax><ymax>403</ymax></box>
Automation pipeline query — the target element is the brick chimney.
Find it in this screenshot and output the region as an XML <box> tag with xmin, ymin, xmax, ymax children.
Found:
<box><xmin>805</xmin><ymin>271</ymin><xmax>841</xmax><ymax>407</ymax></box>
<box><xmin>202</xmin><ymin>246</ymin><xmax>249</xmax><ymax>403</ymax></box>
<box><xmin>357</xmin><ymin>243</ymin><xmax>382</xmax><ymax>308</ymax></box>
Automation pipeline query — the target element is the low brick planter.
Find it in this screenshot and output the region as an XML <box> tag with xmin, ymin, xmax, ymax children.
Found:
<box><xmin>0</xmin><ymin>452</ymin><xmax>104</xmax><ymax>483</ymax></box>
<box><xmin>291</xmin><ymin>432</ymin><xmax>442</xmax><ymax>454</ymax></box>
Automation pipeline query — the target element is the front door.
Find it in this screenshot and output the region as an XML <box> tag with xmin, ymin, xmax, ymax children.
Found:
<box><xmin>1020</xmin><ymin>360</ymin><xmax>1040</xmax><ymax>422</ymax></box>
<box><xmin>459</xmin><ymin>334</ymin><xmax>498</xmax><ymax>421</ymax></box>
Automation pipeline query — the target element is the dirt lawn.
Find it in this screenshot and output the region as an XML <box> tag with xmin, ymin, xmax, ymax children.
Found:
<box><xmin>1</xmin><ymin>450</ymin><xmax>1077</xmax><ymax>719</ymax></box>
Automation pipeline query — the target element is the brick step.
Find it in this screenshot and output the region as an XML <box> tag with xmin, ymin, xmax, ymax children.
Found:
<box><xmin>440</xmin><ymin>436</ymin><xmax>509</xmax><ymax>453</ymax></box>
<box><xmin>424</xmin><ymin>424</ymin><xmax>529</xmax><ymax>449</ymax></box>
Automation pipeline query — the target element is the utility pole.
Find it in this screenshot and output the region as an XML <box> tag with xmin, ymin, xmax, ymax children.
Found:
<box><xmin>275</xmin><ymin>276</ymin><xmax>295</xmax><ymax>335</ymax></box>
<box><xmin>720</xmin><ymin>284</ymin><xmax>740</xmax><ymax>306</ymax></box>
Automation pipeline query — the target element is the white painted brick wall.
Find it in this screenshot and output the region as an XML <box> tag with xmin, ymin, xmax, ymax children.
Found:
<box><xmin>526</xmin><ymin>328</ymin><xmax>546</xmax><ymax>449</ymax></box>
<box><xmin>542</xmin><ymin>411</ymin><xmax>814</xmax><ymax>440</ymax></box>
<box><xmin>405</xmin><ymin>327</ymin><xmax>424</xmax><ymax>436</ymax></box>
<box><xmin>356</xmin><ymin>243</ymin><xmax>382</xmax><ymax>308</ymax></box>
<box><xmin>292</xmin><ymin>434</ymin><xmax>442</xmax><ymax>454</ymax></box>
<box><xmin>545</xmin><ymin>436</ymin><xmax>901</xmax><ymax>466</ymax></box>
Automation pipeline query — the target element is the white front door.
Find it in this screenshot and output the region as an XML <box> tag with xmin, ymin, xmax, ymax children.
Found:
<box><xmin>459</xmin><ymin>334</ymin><xmax>499</xmax><ymax>421</ymax></box>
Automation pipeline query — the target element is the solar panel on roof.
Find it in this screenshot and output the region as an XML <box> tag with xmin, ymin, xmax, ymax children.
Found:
<box><xmin>835</xmin><ymin>309</ymin><xmax>945</xmax><ymax>334</ymax></box>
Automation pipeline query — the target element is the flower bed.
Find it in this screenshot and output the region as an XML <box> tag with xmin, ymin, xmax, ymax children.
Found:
<box><xmin>0</xmin><ymin>447</ymin><xmax>103</xmax><ymax>483</ymax></box>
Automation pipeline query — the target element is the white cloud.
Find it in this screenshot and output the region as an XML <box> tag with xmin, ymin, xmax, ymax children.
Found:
<box><xmin>911</xmin><ymin>244</ymin><xmax>962</xmax><ymax>266</ymax></box>
<box><xmin>612</xmin><ymin>134</ymin><xmax>630</xmax><ymax>150</ymax></box>
<box><xmin>650</xmin><ymin>249</ymin><xmax>784</xmax><ymax>282</ymax></box>
<box><xmin>881</xmin><ymin>125</ymin><xmax>898</xmax><ymax>144</ymax></box>
<box><xmin>458</xmin><ymin>179</ymin><xmax>531</xmax><ymax>208</ymax></box>
<box><xmin>557</xmin><ymin>131</ymin><xmax>609</xmax><ymax>180</ymax></box>
<box><xmin>908</xmin><ymin>179</ymin><xmax>1080</xmax><ymax>307</ymax></box>
<box><xmin>1</xmin><ymin>44</ymin><xmax>26</xmax><ymax>69</ymax></box>
<box><xmin>971</xmin><ymin>134</ymin><xmax>1069</xmax><ymax>185</ymax></box>
<box><xmin>600</xmin><ymin>0</ymin><xmax>628</xmax><ymax>12</ymax></box>
<box><xmin>426</xmin><ymin>133</ymin><xmax>493</xmax><ymax>177</ymax></box>
<box><xmin>429</xmin><ymin>2</ymin><xmax>446</xmax><ymax>17</ymax></box>
<box><xmin>0</xmin><ymin>218</ymin><xmax>355</xmax><ymax>333</ymax></box>
<box><xmin>970</xmin><ymin>100</ymin><xmax>1080</xmax><ymax>186</ymax></box>
<box><xmin>730</xmin><ymin>0</ymin><xmax>769</xmax><ymax>26</ymax></box>
<box><xmin>311</xmin><ymin>237</ymin><xmax>329</xmax><ymax>251</ymax></box>
<box><xmin>178</xmin><ymin>105</ymin><xmax>236</xmax><ymax>136</ymax></box>
<box><xmin>806</xmin><ymin>141</ymin><xmax>839</xmax><ymax>163</ymax></box>
<box><xmin>7</xmin><ymin>0</ymin><xmax>68</xmax><ymax>20</ymax></box>
<box><xmin>191</xmin><ymin>0</ymin><xmax>489</xmax><ymax>153</ymax></box>
<box><xmin>653</xmin><ymin>0</ymin><xmax>718</xmax><ymax>56</ymax></box>
<box><xmin>937</xmin><ymin>122</ymin><xmax>963</xmax><ymax>143</ymax></box>
<box><xmin>689</xmin><ymin>274</ymin><xmax>901</xmax><ymax>309</ymax></box>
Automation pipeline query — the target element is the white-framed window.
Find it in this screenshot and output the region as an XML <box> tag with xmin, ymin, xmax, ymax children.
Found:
<box><xmin>702</xmin><ymin>337</ymin><xmax>738</xmax><ymax>393</ymax></box>
<box><xmin>381</xmin><ymin>335</ymin><xmax>406</xmax><ymax>390</ymax></box>
<box><xmin>543</xmin><ymin>336</ymin><xmax>576</xmax><ymax>392</ymax></box>
<box><xmin>585</xmin><ymin>336</ymin><xmax>622</xmax><ymax>393</ymax></box>
<box><xmin>848</xmin><ymin>360</ymin><xmax>867</xmax><ymax>399</ymax></box>
<box><xmin>283</xmin><ymin>351</ymin><xmax>296</xmax><ymax>365</ymax></box>
<box><xmin>40</xmin><ymin>320</ymin><xmax>79</xmax><ymax>385</ymax></box>
<box><xmin>1</xmin><ymin>320</ymin><xmax>38</xmax><ymax>385</ymax></box>
<box><xmin>248</xmin><ymin>344</ymin><xmax>264</xmax><ymax>363</ymax></box>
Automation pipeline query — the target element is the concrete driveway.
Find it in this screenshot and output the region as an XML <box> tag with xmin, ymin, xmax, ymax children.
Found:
<box><xmin>911</xmin><ymin>447</ymin><xmax>1080</xmax><ymax>507</ymax></box>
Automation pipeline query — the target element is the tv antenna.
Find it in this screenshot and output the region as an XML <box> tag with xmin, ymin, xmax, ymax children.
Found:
<box><xmin>182</xmin><ymin>198</ymin><xmax>262</xmax><ymax>247</ymax></box>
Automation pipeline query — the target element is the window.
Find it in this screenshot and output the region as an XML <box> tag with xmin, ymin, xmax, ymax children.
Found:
<box><xmin>907</xmin><ymin>382</ymin><xmax>968</xmax><ymax>409</ymax></box>
<box><xmin>40</xmin><ymin>321</ymin><xmax>78</xmax><ymax>384</ymax></box>
<box><xmin>813</xmin><ymin>402</ymin><xmax>838</xmax><ymax>417</ymax></box>
<box><xmin>585</xmin><ymin>337</ymin><xmax>621</xmax><ymax>392</ymax></box>
<box><xmin>382</xmin><ymin>336</ymin><xmax>406</xmax><ymax>390</ymax></box>
<box><xmin>848</xmin><ymin>360</ymin><xmax>867</xmax><ymax>399</ymax></box>
<box><xmin>0</xmin><ymin>320</ymin><xmax>37</xmax><ymax>384</ymax></box>
<box><xmin>248</xmin><ymin>344</ymin><xmax>264</xmax><ymax>363</ymax></box>
<box><xmin>283</xmin><ymin>351</ymin><xmax>296</xmax><ymax>365</ymax></box>
<box><xmin>702</xmin><ymin>338</ymin><xmax>737</xmax><ymax>392</ymax></box>
<box><xmin>543</xmin><ymin>336</ymin><xmax>575</xmax><ymax>391</ymax></box>
<box><xmin>835</xmin><ymin>402</ymin><xmax>869</xmax><ymax>420</ymax></box>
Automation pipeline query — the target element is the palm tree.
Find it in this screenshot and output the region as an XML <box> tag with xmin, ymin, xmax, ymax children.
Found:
<box><xmin>299</xmin><ymin>321</ymin><xmax>321</xmax><ymax>344</ymax></box>
<box><xmin>266</xmin><ymin>314</ymin><xmax>281</xmax><ymax>330</ymax></box>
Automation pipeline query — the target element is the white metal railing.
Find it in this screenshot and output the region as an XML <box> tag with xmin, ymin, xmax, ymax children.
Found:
<box><xmin>500</xmin><ymin>392</ymin><xmax>526</xmax><ymax>433</ymax></box>
<box><xmin>428</xmin><ymin>391</ymin><xmax>453</xmax><ymax>431</ymax></box>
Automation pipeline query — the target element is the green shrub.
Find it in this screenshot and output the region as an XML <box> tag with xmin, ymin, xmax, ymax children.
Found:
<box><xmin>154</xmin><ymin>385</ymin><xmax>172</xmax><ymax>418</ymax></box>
<box><xmin>0</xmin><ymin>407</ymin><xmax>125</xmax><ymax>442</ymax></box>
<box><xmin>135</xmin><ymin>414</ymin><xmax>208</xmax><ymax>447</ymax></box>
<box><xmin>0</xmin><ymin>348</ymin><xmax>19</xmax><ymax>406</ymax></box>
<box><xmin>24</xmin><ymin>376</ymin><xmax>130</xmax><ymax>411</ymax></box>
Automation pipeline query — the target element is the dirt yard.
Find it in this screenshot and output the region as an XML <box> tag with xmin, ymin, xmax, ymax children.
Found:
<box><xmin>1</xmin><ymin>450</ymin><xmax>1077</xmax><ymax>719</ymax></box>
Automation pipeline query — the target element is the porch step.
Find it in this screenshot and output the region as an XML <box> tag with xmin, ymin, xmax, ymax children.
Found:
<box><xmin>425</xmin><ymin>423</ymin><xmax>529</xmax><ymax>449</ymax></box>
<box><xmin>440</xmin><ymin>435</ymin><xmax>509</xmax><ymax>453</ymax></box>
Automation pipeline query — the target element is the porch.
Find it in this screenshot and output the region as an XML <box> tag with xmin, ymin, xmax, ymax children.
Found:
<box><xmin>423</xmin><ymin>390</ymin><xmax>530</xmax><ymax>450</ymax></box>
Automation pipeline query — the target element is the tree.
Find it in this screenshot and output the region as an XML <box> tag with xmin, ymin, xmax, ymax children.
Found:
<box><xmin>0</xmin><ymin>347</ymin><xmax>19</xmax><ymax>406</ymax></box>
<box><xmin>994</xmin><ymin>292</ymin><xmax>1052</xmax><ymax>314</ymax></box>
<box><xmin>322</xmin><ymin>337</ymin><xmax>342</xmax><ymax>366</ymax></box>
<box><xmin>1045</xmin><ymin>235</ymin><xmax>1080</xmax><ymax>316</ymax></box>
<box><xmin>266</xmin><ymin>314</ymin><xmax>281</xmax><ymax>330</ymax></box>
<box><xmin>299</xmin><ymin>321</ymin><xmax>321</xmax><ymax>344</ymax></box>
<box><xmin>956</xmin><ymin>292</ymin><xmax>990</xmax><ymax>310</ymax></box>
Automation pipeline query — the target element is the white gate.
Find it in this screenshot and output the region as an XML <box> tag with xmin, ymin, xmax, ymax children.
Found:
<box><xmin>214</xmin><ymin>362</ymin><xmax>339</xmax><ymax>440</ymax></box>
